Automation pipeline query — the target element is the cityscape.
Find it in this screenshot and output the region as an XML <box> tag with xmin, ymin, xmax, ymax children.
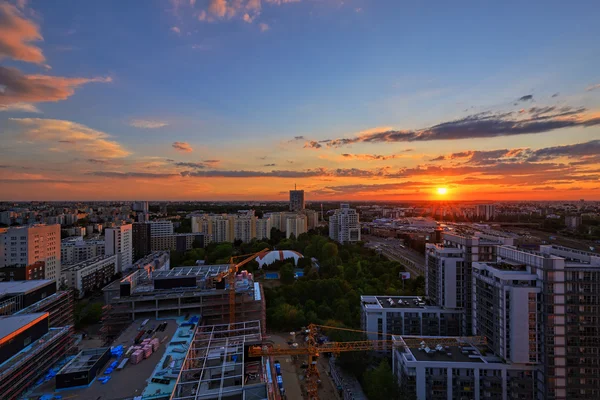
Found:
<box><xmin>1</xmin><ymin>1</ymin><xmax>600</xmax><ymax>400</ymax></box>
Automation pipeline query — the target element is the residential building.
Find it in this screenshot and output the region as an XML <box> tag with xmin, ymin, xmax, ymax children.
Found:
<box><xmin>565</xmin><ymin>215</ymin><xmax>582</xmax><ymax>230</ymax></box>
<box><xmin>289</xmin><ymin>188</ymin><xmax>305</xmax><ymax>212</ymax></box>
<box><xmin>361</xmin><ymin>296</ymin><xmax>462</xmax><ymax>349</ymax></box>
<box><xmin>0</xmin><ymin>224</ymin><xmax>61</xmax><ymax>283</ymax></box>
<box><xmin>476</xmin><ymin>204</ymin><xmax>496</xmax><ymax>221</ymax></box>
<box><xmin>302</xmin><ymin>209</ymin><xmax>319</xmax><ymax>230</ymax></box>
<box><xmin>232</xmin><ymin>214</ymin><xmax>257</xmax><ymax>243</ymax></box>
<box><xmin>192</xmin><ymin>214</ymin><xmax>231</xmax><ymax>243</ymax></box>
<box><xmin>132</xmin><ymin>222</ymin><xmax>152</xmax><ymax>260</ymax></box>
<box><xmin>61</xmin><ymin>255</ymin><xmax>118</xmax><ymax>298</ymax></box>
<box><xmin>392</xmin><ymin>336</ymin><xmax>537</xmax><ymax>400</ymax></box>
<box><xmin>0</xmin><ymin>261</ymin><xmax>45</xmax><ymax>281</ymax></box>
<box><xmin>255</xmin><ymin>217</ymin><xmax>272</xmax><ymax>240</ymax></box>
<box><xmin>132</xmin><ymin>201</ymin><xmax>149</xmax><ymax>213</ymax></box>
<box><xmin>105</xmin><ymin>224</ymin><xmax>133</xmax><ymax>272</ymax></box>
<box><xmin>61</xmin><ymin>236</ymin><xmax>105</xmax><ymax>265</ymax></box>
<box><xmin>151</xmin><ymin>233</ymin><xmax>207</xmax><ymax>253</ymax></box>
<box><xmin>0</xmin><ymin>280</ymin><xmax>57</xmax><ymax>315</ymax></box>
<box><xmin>286</xmin><ymin>215</ymin><xmax>307</xmax><ymax>239</ymax></box>
<box><xmin>329</xmin><ymin>204</ymin><xmax>360</xmax><ymax>244</ymax></box>
<box><xmin>149</xmin><ymin>220</ymin><xmax>174</xmax><ymax>237</ymax></box>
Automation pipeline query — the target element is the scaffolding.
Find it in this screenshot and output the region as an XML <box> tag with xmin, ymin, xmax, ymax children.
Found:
<box><xmin>0</xmin><ymin>326</ymin><xmax>73</xmax><ymax>400</ymax></box>
<box><xmin>171</xmin><ymin>320</ymin><xmax>266</xmax><ymax>400</ymax></box>
<box><xmin>14</xmin><ymin>290</ymin><xmax>74</xmax><ymax>328</ymax></box>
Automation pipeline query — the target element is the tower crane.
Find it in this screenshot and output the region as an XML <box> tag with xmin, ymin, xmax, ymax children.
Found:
<box><xmin>249</xmin><ymin>323</ymin><xmax>486</xmax><ymax>400</ymax></box>
<box><xmin>215</xmin><ymin>248</ymin><xmax>270</xmax><ymax>326</ymax></box>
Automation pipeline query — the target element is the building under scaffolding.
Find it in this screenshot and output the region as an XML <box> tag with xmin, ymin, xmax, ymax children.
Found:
<box><xmin>0</xmin><ymin>313</ymin><xmax>73</xmax><ymax>400</ymax></box>
<box><xmin>171</xmin><ymin>320</ymin><xmax>268</xmax><ymax>400</ymax></box>
<box><xmin>14</xmin><ymin>290</ymin><xmax>74</xmax><ymax>328</ymax></box>
<box><xmin>101</xmin><ymin>265</ymin><xmax>266</xmax><ymax>340</ymax></box>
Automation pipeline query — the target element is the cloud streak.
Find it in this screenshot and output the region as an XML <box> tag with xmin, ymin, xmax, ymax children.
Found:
<box><xmin>0</xmin><ymin>66</ymin><xmax>112</xmax><ymax>106</ymax></box>
<box><xmin>10</xmin><ymin>118</ymin><xmax>130</xmax><ymax>158</ymax></box>
<box><xmin>172</xmin><ymin>141</ymin><xmax>193</xmax><ymax>152</ymax></box>
<box><xmin>0</xmin><ymin>3</ymin><xmax>44</xmax><ymax>64</ymax></box>
<box><xmin>129</xmin><ymin>119</ymin><xmax>169</xmax><ymax>129</ymax></box>
<box><xmin>311</xmin><ymin>107</ymin><xmax>600</xmax><ymax>148</ymax></box>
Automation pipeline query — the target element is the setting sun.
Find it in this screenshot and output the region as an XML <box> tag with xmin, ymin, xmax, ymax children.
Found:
<box><xmin>437</xmin><ymin>187</ymin><xmax>448</xmax><ymax>195</ymax></box>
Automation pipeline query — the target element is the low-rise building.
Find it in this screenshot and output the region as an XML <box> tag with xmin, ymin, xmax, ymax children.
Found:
<box><xmin>61</xmin><ymin>255</ymin><xmax>118</xmax><ymax>298</ymax></box>
<box><xmin>61</xmin><ymin>236</ymin><xmax>105</xmax><ymax>265</ymax></box>
<box><xmin>150</xmin><ymin>233</ymin><xmax>207</xmax><ymax>253</ymax></box>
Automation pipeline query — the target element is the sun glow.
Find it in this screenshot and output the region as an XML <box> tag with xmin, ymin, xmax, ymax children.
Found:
<box><xmin>437</xmin><ymin>187</ymin><xmax>448</xmax><ymax>195</ymax></box>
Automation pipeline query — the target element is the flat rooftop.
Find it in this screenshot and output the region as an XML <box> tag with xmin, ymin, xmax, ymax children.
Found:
<box><xmin>58</xmin><ymin>347</ymin><xmax>109</xmax><ymax>374</ymax></box>
<box><xmin>61</xmin><ymin>255</ymin><xmax>116</xmax><ymax>272</ymax></box>
<box><xmin>0</xmin><ymin>279</ymin><xmax>54</xmax><ymax>295</ymax></box>
<box><xmin>362</xmin><ymin>296</ymin><xmax>430</xmax><ymax>310</ymax></box>
<box><xmin>0</xmin><ymin>312</ymin><xmax>47</xmax><ymax>340</ymax></box>
<box><xmin>409</xmin><ymin>345</ymin><xmax>484</xmax><ymax>363</ymax></box>
<box><xmin>152</xmin><ymin>265</ymin><xmax>230</xmax><ymax>280</ymax></box>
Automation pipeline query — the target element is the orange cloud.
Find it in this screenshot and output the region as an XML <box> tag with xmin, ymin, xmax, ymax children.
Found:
<box><xmin>0</xmin><ymin>3</ymin><xmax>44</xmax><ymax>64</ymax></box>
<box><xmin>0</xmin><ymin>66</ymin><xmax>112</xmax><ymax>106</ymax></box>
<box><xmin>172</xmin><ymin>141</ymin><xmax>193</xmax><ymax>152</ymax></box>
<box><xmin>10</xmin><ymin>118</ymin><xmax>130</xmax><ymax>158</ymax></box>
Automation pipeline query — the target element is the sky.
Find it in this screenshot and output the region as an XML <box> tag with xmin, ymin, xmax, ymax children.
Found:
<box><xmin>0</xmin><ymin>0</ymin><xmax>599</xmax><ymax>201</ymax></box>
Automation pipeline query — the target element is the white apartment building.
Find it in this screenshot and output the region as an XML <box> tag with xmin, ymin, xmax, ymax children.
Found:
<box><xmin>61</xmin><ymin>254</ymin><xmax>117</xmax><ymax>298</ymax></box>
<box><xmin>0</xmin><ymin>224</ymin><xmax>61</xmax><ymax>283</ymax></box>
<box><xmin>329</xmin><ymin>204</ymin><xmax>360</xmax><ymax>244</ymax></box>
<box><xmin>285</xmin><ymin>215</ymin><xmax>307</xmax><ymax>239</ymax></box>
<box><xmin>148</xmin><ymin>220</ymin><xmax>174</xmax><ymax>237</ymax></box>
<box><xmin>255</xmin><ymin>217</ymin><xmax>272</xmax><ymax>240</ymax></box>
<box><xmin>302</xmin><ymin>209</ymin><xmax>319</xmax><ymax>230</ymax></box>
<box><xmin>232</xmin><ymin>215</ymin><xmax>257</xmax><ymax>243</ymax></box>
<box><xmin>105</xmin><ymin>224</ymin><xmax>133</xmax><ymax>272</ymax></box>
<box><xmin>61</xmin><ymin>236</ymin><xmax>105</xmax><ymax>265</ymax></box>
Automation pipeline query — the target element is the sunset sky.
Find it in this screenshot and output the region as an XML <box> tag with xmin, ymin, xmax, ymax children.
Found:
<box><xmin>1</xmin><ymin>0</ymin><xmax>599</xmax><ymax>201</ymax></box>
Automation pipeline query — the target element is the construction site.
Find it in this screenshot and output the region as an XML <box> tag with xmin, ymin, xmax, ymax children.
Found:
<box><xmin>101</xmin><ymin>264</ymin><xmax>266</xmax><ymax>341</ymax></box>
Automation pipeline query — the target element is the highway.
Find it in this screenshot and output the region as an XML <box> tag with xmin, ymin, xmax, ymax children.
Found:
<box><xmin>363</xmin><ymin>235</ymin><xmax>426</xmax><ymax>277</ymax></box>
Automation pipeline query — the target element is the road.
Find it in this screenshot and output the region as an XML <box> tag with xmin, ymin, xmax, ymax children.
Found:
<box><xmin>269</xmin><ymin>333</ymin><xmax>304</xmax><ymax>400</ymax></box>
<box><xmin>364</xmin><ymin>235</ymin><xmax>426</xmax><ymax>276</ymax></box>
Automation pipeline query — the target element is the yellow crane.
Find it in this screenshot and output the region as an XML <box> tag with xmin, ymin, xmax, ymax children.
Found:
<box><xmin>214</xmin><ymin>248</ymin><xmax>270</xmax><ymax>326</ymax></box>
<box><xmin>249</xmin><ymin>324</ymin><xmax>486</xmax><ymax>400</ymax></box>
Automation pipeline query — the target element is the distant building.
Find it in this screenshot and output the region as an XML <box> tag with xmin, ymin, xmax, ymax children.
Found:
<box><xmin>61</xmin><ymin>236</ymin><xmax>105</xmax><ymax>265</ymax></box>
<box><xmin>0</xmin><ymin>224</ymin><xmax>61</xmax><ymax>283</ymax></box>
<box><xmin>132</xmin><ymin>201</ymin><xmax>149</xmax><ymax>213</ymax></box>
<box><xmin>286</xmin><ymin>215</ymin><xmax>307</xmax><ymax>239</ymax></box>
<box><xmin>255</xmin><ymin>217</ymin><xmax>272</xmax><ymax>240</ymax></box>
<box><xmin>329</xmin><ymin>204</ymin><xmax>360</xmax><ymax>244</ymax></box>
<box><xmin>565</xmin><ymin>215</ymin><xmax>582</xmax><ymax>230</ymax></box>
<box><xmin>105</xmin><ymin>224</ymin><xmax>133</xmax><ymax>272</ymax></box>
<box><xmin>151</xmin><ymin>233</ymin><xmax>207</xmax><ymax>253</ymax></box>
<box><xmin>149</xmin><ymin>220</ymin><xmax>174</xmax><ymax>237</ymax></box>
<box><xmin>289</xmin><ymin>189</ymin><xmax>305</xmax><ymax>212</ymax></box>
<box><xmin>132</xmin><ymin>222</ymin><xmax>152</xmax><ymax>261</ymax></box>
<box><xmin>61</xmin><ymin>255</ymin><xmax>118</xmax><ymax>298</ymax></box>
<box><xmin>476</xmin><ymin>204</ymin><xmax>495</xmax><ymax>221</ymax></box>
<box><xmin>302</xmin><ymin>209</ymin><xmax>319</xmax><ymax>230</ymax></box>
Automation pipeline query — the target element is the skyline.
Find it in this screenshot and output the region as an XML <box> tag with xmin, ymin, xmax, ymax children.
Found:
<box><xmin>1</xmin><ymin>0</ymin><xmax>600</xmax><ymax>201</ymax></box>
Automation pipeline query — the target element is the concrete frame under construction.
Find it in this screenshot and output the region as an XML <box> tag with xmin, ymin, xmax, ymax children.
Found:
<box><xmin>171</xmin><ymin>320</ymin><xmax>267</xmax><ymax>400</ymax></box>
<box><xmin>101</xmin><ymin>266</ymin><xmax>266</xmax><ymax>340</ymax></box>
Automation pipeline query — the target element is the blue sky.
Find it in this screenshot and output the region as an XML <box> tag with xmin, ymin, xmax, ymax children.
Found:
<box><xmin>1</xmin><ymin>0</ymin><xmax>599</xmax><ymax>200</ymax></box>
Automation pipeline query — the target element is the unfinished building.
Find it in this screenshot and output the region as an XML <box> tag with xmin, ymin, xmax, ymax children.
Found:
<box><xmin>0</xmin><ymin>313</ymin><xmax>73</xmax><ymax>400</ymax></box>
<box><xmin>101</xmin><ymin>265</ymin><xmax>265</xmax><ymax>340</ymax></box>
<box><xmin>171</xmin><ymin>320</ymin><xmax>268</xmax><ymax>400</ymax></box>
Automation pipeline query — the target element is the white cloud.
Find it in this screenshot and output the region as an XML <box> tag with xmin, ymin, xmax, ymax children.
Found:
<box><xmin>259</xmin><ymin>22</ymin><xmax>269</xmax><ymax>32</ymax></box>
<box><xmin>9</xmin><ymin>118</ymin><xmax>130</xmax><ymax>158</ymax></box>
<box><xmin>129</xmin><ymin>119</ymin><xmax>169</xmax><ymax>129</ymax></box>
<box><xmin>0</xmin><ymin>102</ymin><xmax>41</xmax><ymax>113</ymax></box>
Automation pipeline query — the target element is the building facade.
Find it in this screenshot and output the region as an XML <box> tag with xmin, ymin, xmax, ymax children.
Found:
<box><xmin>329</xmin><ymin>204</ymin><xmax>360</xmax><ymax>244</ymax></box>
<box><xmin>476</xmin><ymin>204</ymin><xmax>496</xmax><ymax>221</ymax></box>
<box><xmin>149</xmin><ymin>220</ymin><xmax>174</xmax><ymax>237</ymax></box>
<box><xmin>286</xmin><ymin>215</ymin><xmax>307</xmax><ymax>239</ymax></box>
<box><xmin>255</xmin><ymin>217</ymin><xmax>272</xmax><ymax>240</ymax></box>
<box><xmin>61</xmin><ymin>237</ymin><xmax>105</xmax><ymax>265</ymax></box>
<box><xmin>105</xmin><ymin>224</ymin><xmax>133</xmax><ymax>272</ymax></box>
<box><xmin>132</xmin><ymin>222</ymin><xmax>152</xmax><ymax>260</ymax></box>
<box><xmin>289</xmin><ymin>189</ymin><xmax>305</xmax><ymax>212</ymax></box>
<box><xmin>0</xmin><ymin>224</ymin><xmax>61</xmax><ymax>283</ymax></box>
<box><xmin>61</xmin><ymin>254</ymin><xmax>118</xmax><ymax>298</ymax></box>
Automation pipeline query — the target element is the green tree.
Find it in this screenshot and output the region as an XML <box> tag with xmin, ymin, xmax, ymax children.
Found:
<box><xmin>363</xmin><ymin>360</ymin><xmax>400</xmax><ymax>400</ymax></box>
<box><xmin>322</xmin><ymin>242</ymin><xmax>339</xmax><ymax>260</ymax></box>
<box><xmin>280</xmin><ymin>263</ymin><xmax>295</xmax><ymax>284</ymax></box>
